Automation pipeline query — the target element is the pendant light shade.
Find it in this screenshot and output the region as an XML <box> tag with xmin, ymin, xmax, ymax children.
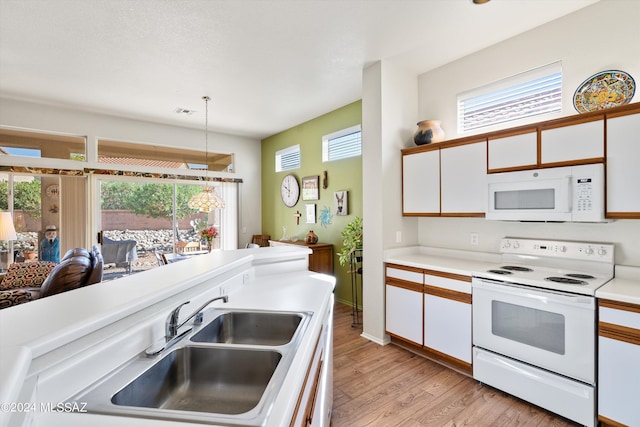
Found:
<box><xmin>188</xmin><ymin>96</ymin><xmax>225</xmax><ymax>212</ymax></box>
<box><xmin>188</xmin><ymin>186</ymin><xmax>225</xmax><ymax>211</ymax></box>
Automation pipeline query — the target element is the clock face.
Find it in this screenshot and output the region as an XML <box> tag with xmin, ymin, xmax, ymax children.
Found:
<box><xmin>280</xmin><ymin>174</ymin><xmax>300</xmax><ymax>207</ymax></box>
<box><xmin>46</xmin><ymin>184</ymin><xmax>59</xmax><ymax>199</ymax></box>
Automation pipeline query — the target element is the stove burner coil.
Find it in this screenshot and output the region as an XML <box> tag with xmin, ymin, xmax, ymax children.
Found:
<box><xmin>500</xmin><ymin>265</ymin><xmax>533</xmax><ymax>272</ymax></box>
<box><xmin>545</xmin><ymin>276</ymin><xmax>588</xmax><ymax>285</ymax></box>
<box><xmin>565</xmin><ymin>273</ymin><xmax>595</xmax><ymax>280</ymax></box>
<box><xmin>488</xmin><ymin>269</ymin><xmax>512</xmax><ymax>275</ymax></box>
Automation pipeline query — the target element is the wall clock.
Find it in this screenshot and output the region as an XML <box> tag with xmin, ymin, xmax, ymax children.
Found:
<box><xmin>45</xmin><ymin>184</ymin><xmax>59</xmax><ymax>199</ymax></box>
<box><xmin>280</xmin><ymin>174</ymin><xmax>300</xmax><ymax>207</ymax></box>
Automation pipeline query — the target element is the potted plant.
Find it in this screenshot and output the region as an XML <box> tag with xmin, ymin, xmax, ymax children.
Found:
<box><xmin>23</xmin><ymin>240</ymin><xmax>38</xmax><ymax>260</ymax></box>
<box><xmin>338</xmin><ymin>216</ymin><xmax>362</xmax><ymax>267</ymax></box>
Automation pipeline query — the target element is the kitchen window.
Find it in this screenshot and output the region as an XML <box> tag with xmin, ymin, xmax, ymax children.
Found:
<box><xmin>275</xmin><ymin>144</ymin><xmax>300</xmax><ymax>172</ymax></box>
<box><xmin>322</xmin><ymin>125</ymin><xmax>362</xmax><ymax>162</ymax></box>
<box><xmin>458</xmin><ymin>61</ymin><xmax>562</xmax><ymax>133</ymax></box>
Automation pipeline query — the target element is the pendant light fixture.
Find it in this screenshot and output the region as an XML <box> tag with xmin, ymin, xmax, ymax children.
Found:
<box><xmin>188</xmin><ymin>96</ymin><xmax>225</xmax><ymax>212</ymax></box>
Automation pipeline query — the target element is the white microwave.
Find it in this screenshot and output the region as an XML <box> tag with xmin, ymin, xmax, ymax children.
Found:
<box><xmin>486</xmin><ymin>163</ymin><xmax>605</xmax><ymax>222</ymax></box>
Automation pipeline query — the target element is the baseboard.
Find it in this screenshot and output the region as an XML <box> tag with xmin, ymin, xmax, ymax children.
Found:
<box><xmin>360</xmin><ymin>332</ymin><xmax>389</xmax><ymax>346</ymax></box>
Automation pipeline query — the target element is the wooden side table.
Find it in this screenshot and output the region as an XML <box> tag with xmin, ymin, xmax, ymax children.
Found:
<box><xmin>268</xmin><ymin>240</ymin><xmax>334</xmax><ymax>275</ymax></box>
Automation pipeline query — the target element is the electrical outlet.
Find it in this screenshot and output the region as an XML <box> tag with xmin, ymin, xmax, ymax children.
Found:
<box><xmin>470</xmin><ymin>232</ymin><xmax>479</xmax><ymax>246</ymax></box>
<box><xmin>396</xmin><ymin>231</ymin><xmax>402</xmax><ymax>243</ymax></box>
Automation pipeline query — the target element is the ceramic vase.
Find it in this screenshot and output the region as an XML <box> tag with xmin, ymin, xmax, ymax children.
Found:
<box><xmin>414</xmin><ymin>120</ymin><xmax>445</xmax><ymax>145</ymax></box>
<box><xmin>306</xmin><ymin>230</ymin><xmax>318</xmax><ymax>244</ymax></box>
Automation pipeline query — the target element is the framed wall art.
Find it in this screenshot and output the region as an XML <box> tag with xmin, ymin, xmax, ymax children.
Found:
<box><xmin>302</xmin><ymin>175</ymin><xmax>319</xmax><ymax>200</ymax></box>
<box><xmin>334</xmin><ymin>190</ymin><xmax>348</xmax><ymax>216</ymax></box>
<box><xmin>306</xmin><ymin>204</ymin><xmax>316</xmax><ymax>224</ymax></box>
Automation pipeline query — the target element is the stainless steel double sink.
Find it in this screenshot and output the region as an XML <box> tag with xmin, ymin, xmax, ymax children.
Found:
<box><xmin>72</xmin><ymin>309</ymin><xmax>312</xmax><ymax>426</ymax></box>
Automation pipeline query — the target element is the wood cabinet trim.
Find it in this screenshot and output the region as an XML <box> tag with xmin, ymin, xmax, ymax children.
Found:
<box><xmin>600</xmin><ymin>299</ymin><xmax>640</xmax><ymax>314</ymax></box>
<box><xmin>599</xmin><ymin>322</ymin><xmax>640</xmax><ymax>346</ymax></box>
<box><xmin>402</xmin><ymin>143</ymin><xmax>440</xmax><ymax>155</ymax></box>
<box><xmin>424</xmin><ymin>284</ymin><xmax>472</xmax><ymax>304</ymax></box>
<box><xmin>289</xmin><ymin>327</ymin><xmax>323</xmax><ymax>427</ymax></box>
<box><xmin>606</xmin><ymin>212</ymin><xmax>640</xmax><ymax>219</ymax></box>
<box><xmin>402</xmin><ymin>102</ymin><xmax>637</xmax><ymax>158</ymax></box>
<box><xmin>423</xmin><ymin>269</ymin><xmax>471</xmax><ymax>283</ymax></box>
<box><xmin>440</xmin><ymin>212</ymin><xmax>485</xmax><ymax>217</ymax></box>
<box><xmin>539</xmin><ymin>113</ymin><xmax>604</xmax><ymax>130</ymax></box>
<box><xmin>538</xmin><ymin>158</ymin><xmax>605</xmax><ymax>168</ymax></box>
<box><xmin>386</xmin><ymin>278</ymin><xmax>423</xmax><ymax>293</ymax></box>
<box><xmin>604</xmin><ymin>102</ymin><xmax>640</xmax><ymax>118</ymax></box>
<box><xmin>598</xmin><ymin>415</ymin><xmax>629</xmax><ymax>427</ymax></box>
<box><xmin>386</xmin><ymin>263</ymin><xmax>424</xmax><ymax>275</ymax></box>
<box><xmin>488</xmin><ymin>127</ymin><xmax>537</xmax><ymax>140</ymax></box>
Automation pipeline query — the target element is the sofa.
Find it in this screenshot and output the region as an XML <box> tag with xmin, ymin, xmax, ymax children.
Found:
<box><xmin>0</xmin><ymin>246</ymin><xmax>104</xmax><ymax>309</ymax></box>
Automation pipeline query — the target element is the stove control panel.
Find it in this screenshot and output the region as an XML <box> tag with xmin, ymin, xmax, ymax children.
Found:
<box><xmin>501</xmin><ymin>238</ymin><xmax>614</xmax><ymax>263</ymax></box>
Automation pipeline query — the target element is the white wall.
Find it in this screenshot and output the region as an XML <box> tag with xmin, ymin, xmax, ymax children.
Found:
<box><xmin>414</xmin><ymin>0</ymin><xmax>640</xmax><ymax>266</ymax></box>
<box><xmin>0</xmin><ymin>98</ymin><xmax>263</xmax><ymax>247</ymax></box>
<box><xmin>417</xmin><ymin>0</ymin><xmax>640</xmax><ymax>141</ymax></box>
<box><xmin>362</xmin><ymin>60</ymin><xmax>419</xmax><ymax>343</ymax></box>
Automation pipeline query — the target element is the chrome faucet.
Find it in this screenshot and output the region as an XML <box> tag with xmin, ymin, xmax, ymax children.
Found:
<box><xmin>146</xmin><ymin>295</ymin><xmax>228</xmax><ymax>356</ymax></box>
<box><xmin>166</xmin><ymin>295</ymin><xmax>229</xmax><ymax>339</ymax></box>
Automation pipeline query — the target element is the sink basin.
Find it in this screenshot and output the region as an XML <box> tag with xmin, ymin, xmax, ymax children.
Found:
<box><xmin>112</xmin><ymin>346</ymin><xmax>281</xmax><ymax>415</ymax></box>
<box><xmin>73</xmin><ymin>309</ymin><xmax>312</xmax><ymax>425</ymax></box>
<box><xmin>191</xmin><ymin>311</ymin><xmax>303</xmax><ymax>346</ymax></box>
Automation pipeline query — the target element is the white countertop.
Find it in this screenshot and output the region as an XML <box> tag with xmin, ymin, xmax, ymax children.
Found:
<box><xmin>0</xmin><ymin>246</ymin><xmax>334</xmax><ymax>427</ymax></box>
<box><xmin>385</xmin><ymin>246</ymin><xmax>501</xmax><ymax>277</ymax></box>
<box><xmin>387</xmin><ymin>246</ymin><xmax>640</xmax><ymax>305</ymax></box>
<box><xmin>596</xmin><ymin>265</ymin><xmax>640</xmax><ymax>305</ymax></box>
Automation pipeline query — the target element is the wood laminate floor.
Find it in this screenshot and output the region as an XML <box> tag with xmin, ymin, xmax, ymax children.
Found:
<box><xmin>331</xmin><ymin>303</ymin><xmax>579</xmax><ymax>427</ymax></box>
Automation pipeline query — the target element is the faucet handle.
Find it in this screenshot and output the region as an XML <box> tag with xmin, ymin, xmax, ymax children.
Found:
<box><xmin>166</xmin><ymin>300</ymin><xmax>190</xmax><ymax>338</ymax></box>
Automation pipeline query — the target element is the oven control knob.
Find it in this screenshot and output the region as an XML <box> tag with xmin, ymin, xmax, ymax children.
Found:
<box><xmin>513</xmin><ymin>242</ymin><xmax>520</xmax><ymax>249</ymax></box>
<box><xmin>585</xmin><ymin>247</ymin><xmax>594</xmax><ymax>255</ymax></box>
<box><xmin>559</xmin><ymin>245</ymin><xmax>567</xmax><ymax>253</ymax></box>
<box><xmin>503</xmin><ymin>241</ymin><xmax>511</xmax><ymax>249</ymax></box>
<box><xmin>598</xmin><ymin>248</ymin><xmax>607</xmax><ymax>256</ymax></box>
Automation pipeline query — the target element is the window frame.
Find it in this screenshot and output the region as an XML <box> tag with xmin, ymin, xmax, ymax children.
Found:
<box><xmin>275</xmin><ymin>144</ymin><xmax>301</xmax><ymax>172</ymax></box>
<box><xmin>457</xmin><ymin>61</ymin><xmax>563</xmax><ymax>134</ymax></box>
<box><xmin>322</xmin><ymin>124</ymin><xmax>362</xmax><ymax>163</ymax></box>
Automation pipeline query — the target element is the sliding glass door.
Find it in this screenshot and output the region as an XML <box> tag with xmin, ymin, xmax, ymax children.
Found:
<box><xmin>98</xmin><ymin>178</ymin><xmax>230</xmax><ymax>279</ymax></box>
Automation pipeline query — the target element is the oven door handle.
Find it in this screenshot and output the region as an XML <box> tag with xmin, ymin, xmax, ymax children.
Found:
<box><xmin>472</xmin><ymin>278</ymin><xmax>595</xmax><ymax>308</ymax></box>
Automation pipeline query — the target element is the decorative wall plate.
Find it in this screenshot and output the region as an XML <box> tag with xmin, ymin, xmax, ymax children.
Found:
<box><xmin>573</xmin><ymin>70</ymin><xmax>635</xmax><ymax>113</ymax></box>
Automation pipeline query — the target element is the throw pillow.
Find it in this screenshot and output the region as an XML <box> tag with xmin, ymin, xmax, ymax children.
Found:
<box><xmin>0</xmin><ymin>262</ymin><xmax>57</xmax><ymax>290</ymax></box>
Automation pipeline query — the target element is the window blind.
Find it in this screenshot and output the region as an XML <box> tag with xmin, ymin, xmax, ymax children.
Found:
<box><xmin>275</xmin><ymin>145</ymin><xmax>300</xmax><ymax>172</ymax></box>
<box><xmin>458</xmin><ymin>62</ymin><xmax>562</xmax><ymax>133</ymax></box>
<box><xmin>322</xmin><ymin>125</ymin><xmax>362</xmax><ymax>162</ymax></box>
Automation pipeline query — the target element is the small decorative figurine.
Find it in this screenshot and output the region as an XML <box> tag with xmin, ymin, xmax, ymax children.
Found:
<box><xmin>40</xmin><ymin>225</ymin><xmax>60</xmax><ymax>263</ymax></box>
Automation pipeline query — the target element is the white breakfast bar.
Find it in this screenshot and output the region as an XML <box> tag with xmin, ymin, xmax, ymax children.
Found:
<box><xmin>0</xmin><ymin>246</ymin><xmax>335</xmax><ymax>427</ymax></box>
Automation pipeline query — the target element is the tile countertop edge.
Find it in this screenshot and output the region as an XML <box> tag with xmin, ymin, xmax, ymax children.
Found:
<box><xmin>384</xmin><ymin>246</ymin><xmax>502</xmax><ymax>276</ymax></box>
<box><xmin>596</xmin><ymin>265</ymin><xmax>640</xmax><ymax>305</ymax></box>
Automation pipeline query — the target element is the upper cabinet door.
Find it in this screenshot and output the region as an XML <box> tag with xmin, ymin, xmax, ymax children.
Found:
<box><xmin>440</xmin><ymin>140</ymin><xmax>486</xmax><ymax>215</ymax></box>
<box><xmin>402</xmin><ymin>149</ymin><xmax>440</xmax><ymax>215</ymax></box>
<box><xmin>541</xmin><ymin>118</ymin><xmax>604</xmax><ymax>165</ymax></box>
<box><xmin>488</xmin><ymin>131</ymin><xmax>537</xmax><ymax>171</ymax></box>
<box><xmin>606</xmin><ymin>111</ymin><xmax>640</xmax><ymax>217</ymax></box>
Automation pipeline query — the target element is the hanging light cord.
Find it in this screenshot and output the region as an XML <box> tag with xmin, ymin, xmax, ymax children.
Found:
<box><xmin>203</xmin><ymin>95</ymin><xmax>210</xmax><ymax>182</ymax></box>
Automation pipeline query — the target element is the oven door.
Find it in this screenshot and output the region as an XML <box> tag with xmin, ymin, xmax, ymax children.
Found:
<box><xmin>472</xmin><ymin>278</ymin><xmax>596</xmax><ymax>384</ymax></box>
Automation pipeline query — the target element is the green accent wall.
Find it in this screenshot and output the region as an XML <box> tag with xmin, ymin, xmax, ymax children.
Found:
<box><xmin>261</xmin><ymin>100</ymin><xmax>362</xmax><ymax>306</ymax></box>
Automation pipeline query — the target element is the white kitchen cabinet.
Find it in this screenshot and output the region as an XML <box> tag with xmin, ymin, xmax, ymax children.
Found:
<box><xmin>402</xmin><ymin>148</ymin><xmax>440</xmax><ymax>215</ymax></box>
<box><xmin>423</xmin><ymin>272</ymin><xmax>472</xmax><ymax>369</ymax></box>
<box><xmin>598</xmin><ymin>299</ymin><xmax>640</xmax><ymax>427</ymax></box>
<box><xmin>606</xmin><ymin>110</ymin><xmax>640</xmax><ymax>216</ymax></box>
<box><xmin>291</xmin><ymin>300</ymin><xmax>333</xmax><ymax>427</ymax></box>
<box><xmin>541</xmin><ymin>118</ymin><xmax>604</xmax><ymax>165</ymax></box>
<box><xmin>385</xmin><ymin>264</ymin><xmax>423</xmax><ymax>345</ymax></box>
<box><xmin>440</xmin><ymin>140</ymin><xmax>486</xmax><ymax>215</ymax></box>
<box><xmin>488</xmin><ymin>130</ymin><xmax>537</xmax><ymax>171</ymax></box>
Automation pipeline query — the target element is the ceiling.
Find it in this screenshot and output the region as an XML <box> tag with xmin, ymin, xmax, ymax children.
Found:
<box><xmin>0</xmin><ymin>0</ymin><xmax>599</xmax><ymax>140</ymax></box>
